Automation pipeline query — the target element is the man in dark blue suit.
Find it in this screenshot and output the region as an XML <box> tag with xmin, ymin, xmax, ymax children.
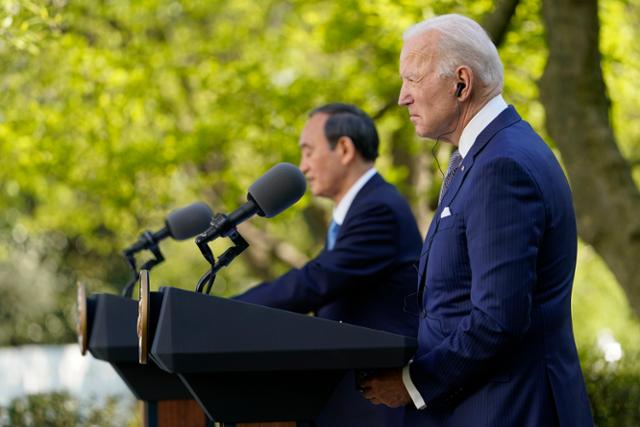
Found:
<box><xmin>361</xmin><ymin>14</ymin><xmax>594</xmax><ymax>426</ymax></box>
<box><xmin>234</xmin><ymin>103</ymin><xmax>422</xmax><ymax>426</ymax></box>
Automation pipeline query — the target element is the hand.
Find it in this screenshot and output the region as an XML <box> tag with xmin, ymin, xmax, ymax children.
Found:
<box><xmin>359</xmin><ymin>368</ymin><xmax>411</xmax><ymax>408</ymax></box>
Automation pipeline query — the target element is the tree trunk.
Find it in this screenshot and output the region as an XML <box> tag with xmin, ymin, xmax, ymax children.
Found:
<box><xmin>540</xmin><ymin>0</ymin><xmax>640</xmax><ymax>317</ymax></box>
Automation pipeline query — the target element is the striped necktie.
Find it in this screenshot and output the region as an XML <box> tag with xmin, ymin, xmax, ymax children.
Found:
<box><xmin>438</xmin><ymin>150</ymin><xmax>463</xmax><ymax>205</ymax></box>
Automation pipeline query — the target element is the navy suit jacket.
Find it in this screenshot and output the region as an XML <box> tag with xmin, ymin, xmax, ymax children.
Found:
<box><xmin>236</xmin><ymin>173</ymin><xmax>422</xmax><ymax>426</ymax></box>
<box><xmin>406</xmin><ymin>107</ymin><xmax>593</xmax><ymax>427</ymax></box>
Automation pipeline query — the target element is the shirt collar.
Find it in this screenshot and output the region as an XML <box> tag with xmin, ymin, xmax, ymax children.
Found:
<box><xmin>458</xmin><ymin>94</ymin><xmax>508</xmax><ymax>158</ymax></box>
<box><xmin>333</xmin><ymin>168</ymin><xmax>377</xmax><ymax>225</ymax></box>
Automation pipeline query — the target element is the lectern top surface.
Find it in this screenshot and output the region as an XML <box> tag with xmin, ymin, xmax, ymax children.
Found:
<box><xmin>151</xmin><ymin>287</ymin><xmax>417</xmax><ymax>373</ymax></box>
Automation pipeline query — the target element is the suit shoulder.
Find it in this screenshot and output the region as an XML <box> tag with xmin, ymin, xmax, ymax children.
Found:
<box><xmin>355</xmin><ymin>178</ymin><xmax>413</xmax><ymax>214</ymax></box>
<box><xmin>488</xmin><ymin>120</ymin><xmax>553</xmax><ymax>158</ymax></box>
<box><xmin>482</xmin><ymin>121</ymin><xmax>562</xmax><ymax>176</ymax></box>
<box><xmin>472</xmin><ymin>133</ymin><xmax>572</xmax><ymax>212</ymax></box>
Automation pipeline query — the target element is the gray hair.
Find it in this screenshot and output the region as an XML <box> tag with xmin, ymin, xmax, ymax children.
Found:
<box><xmin>403</xmin><ymin>14</ymin><xmax>503</xmax><ymax>94</ymax></box>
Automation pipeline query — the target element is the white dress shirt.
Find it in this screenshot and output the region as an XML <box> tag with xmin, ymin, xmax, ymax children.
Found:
<box><xmin>332</xmin><ymin>168</ymin><xmax>377</xmax><ymax>225</ymax></box>
<box><xmin>402</xmin><ymin>94</ymin><xmax>508</xmax><ymax>410</ymax></box>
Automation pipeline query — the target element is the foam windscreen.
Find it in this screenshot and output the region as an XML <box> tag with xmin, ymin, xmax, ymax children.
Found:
<box><xmin>248</xmin><ymin>163</ymin><xmax>307</xmax><ymax>218</ymax></box>
<box><xmin>165</xmin><ymin>202</ymin><xmax>213</xmax><ymax>240</ymax></box>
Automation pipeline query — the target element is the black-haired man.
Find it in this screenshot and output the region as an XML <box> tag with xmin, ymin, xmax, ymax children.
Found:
<box><xmin>235</xmin><ymin>103</ymin><xmax>422</xmax><ymax>426</ymax></box>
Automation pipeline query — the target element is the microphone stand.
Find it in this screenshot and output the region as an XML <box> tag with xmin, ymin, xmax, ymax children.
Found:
<box><xmin>121</xmin><ymin>231</ymin><xmax>166</xmax><ymax>298</ymax></box>
<box><xmin>195</xmin><ymin>213</ymin><xmax>249</xmax><ymax>294</ymax></box>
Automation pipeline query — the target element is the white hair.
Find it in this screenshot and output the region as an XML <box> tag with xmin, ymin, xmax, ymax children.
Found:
<box><xmin>403</xmin><ymin>14</ymin><xmax>504</xmax><ymax>94</ymax></box>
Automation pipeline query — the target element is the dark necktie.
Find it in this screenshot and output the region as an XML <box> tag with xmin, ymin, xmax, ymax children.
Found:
<box><xmin>438</xmin><ymin>150</ymin><xmax>463</xmax><ymax>205</ymax></box>
<box><xmin>327</xmin><ymin>220</ymin><xmax>341</xmax><ymax>250</ymax></box>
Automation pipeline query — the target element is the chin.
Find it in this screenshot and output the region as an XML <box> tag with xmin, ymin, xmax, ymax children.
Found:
<box><xmin>310</xmin><ymin>187</ymin><xmax>324</xmax><ymax>198</ymax></box>
<box><xmin>414</xmin><ymin>124</ymin><xmax>438</xmax><ymax>139</ymax></box>
<box><xmin>413</xmin><ymin>127</ymin><xmax>430</xmax><ymax>138</ymax></box>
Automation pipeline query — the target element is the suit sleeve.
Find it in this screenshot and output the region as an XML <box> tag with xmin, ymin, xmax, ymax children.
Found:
<box><xmin>234</xmin><ymin>201</ymin><xmax>400</xmax><ymax>313</ymax></box>
<box><xmin>409</xmin><ymin>157</ymin><xmax>545</xmax><ymax>405</ymax></box>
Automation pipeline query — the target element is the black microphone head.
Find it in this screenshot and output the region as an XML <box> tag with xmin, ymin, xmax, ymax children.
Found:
<box><xmin>248</xmin><ymin>163</ymin><xmax>307</xmax><ymax>218</ymax></box>
<box><xmin>165</xmin><ymin>202</ymin><xmax>214</xmax><ymax>240</ymax></box>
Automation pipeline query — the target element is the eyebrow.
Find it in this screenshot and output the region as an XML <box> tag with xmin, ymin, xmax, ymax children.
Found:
<box><xmin>400</xmin><ymin>70</ymin><xmax>426</xmax><ymax>82</ymax></box>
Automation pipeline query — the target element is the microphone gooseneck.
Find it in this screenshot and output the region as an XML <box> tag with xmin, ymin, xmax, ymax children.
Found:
<box><xmin>194</xmin><ymin>163</ymin><xmax>307</xmax><ymax>294</ymax></box>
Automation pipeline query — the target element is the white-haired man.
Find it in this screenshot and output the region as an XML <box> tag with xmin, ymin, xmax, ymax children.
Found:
<box><xmin>361</xmin><ymin>14</ymin><xmax>593</xmax><ymax>427</ymax></box>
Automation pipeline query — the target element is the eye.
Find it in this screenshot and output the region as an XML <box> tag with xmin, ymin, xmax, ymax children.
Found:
<box><xmin>403</xmin><ymin>74</ymin><xmax>421</xmax><ymax>85</ymax></box>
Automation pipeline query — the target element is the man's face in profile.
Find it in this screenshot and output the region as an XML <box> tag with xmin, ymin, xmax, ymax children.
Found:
<box><xmin>399</xmin><ymin>32</ymin><xmax>459</xmax><ymax>141</ymax></box>
<box><xmin>298</xmin><ymin>113</ymin><xmax>347</xmax><ymax>201</ymax></box>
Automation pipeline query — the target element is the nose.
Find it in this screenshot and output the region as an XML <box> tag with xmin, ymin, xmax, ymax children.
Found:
<box><xmin>398</xmin><ymin>81</ymin><xmax>413</xmax><ymax>106</ymax></box>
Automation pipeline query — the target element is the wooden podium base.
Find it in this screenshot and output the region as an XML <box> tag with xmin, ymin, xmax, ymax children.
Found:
<box><xmin>143</xmin><ymin>400</ymin><xmax>212</xmax><ymax>427</ymax></box>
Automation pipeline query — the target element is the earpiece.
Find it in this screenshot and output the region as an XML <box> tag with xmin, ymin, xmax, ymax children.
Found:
<box><xmin>455</xmin><ymin>82</ymin><xmax>465</xmax><ymax>98</ymax></box>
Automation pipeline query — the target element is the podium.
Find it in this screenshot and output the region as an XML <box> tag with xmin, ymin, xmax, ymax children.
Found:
<box><xmin>143</xmin><ymin>287</ymin><xmax>417</xmax><ymax>425</ymax></box>
<box><xmin>84</xmin><ymin>292</ymin><xmax>211</xmax><ymax>427</ymax></box>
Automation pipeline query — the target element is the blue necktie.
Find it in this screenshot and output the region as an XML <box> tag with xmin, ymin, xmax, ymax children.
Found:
<box><xmin>438</xmin><ymin>150</ymin><xmax>463</xmax><ymax>205</ymax></box>
<box><xmin>327</xmin><ymin>220</ymin><xmax>341</xmax><ymax>250</ymax></box>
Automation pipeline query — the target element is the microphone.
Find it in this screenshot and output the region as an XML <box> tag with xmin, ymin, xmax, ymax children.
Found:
<box><xmin>124</xmin><ymin>202</ymin><xmax>214</xmax><ymax>255</ymax></box>
<box><xmin>121</xmin><ymin>202</ymin><xmax>214</xmax><ymax>297</ymax></box>
<box><xmin>196</xmin><ymin>163</ymin><xmax>306</xmax><ymax>244</ymax></box>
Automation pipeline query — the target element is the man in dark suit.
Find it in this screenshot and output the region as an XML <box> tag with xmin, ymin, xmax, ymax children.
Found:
<box><xmin>361</xmin><ymin>14</ymin><xmax>594</xmax><ymax>426</ymax></box>
<box><xmin>234</xmin><ymin>103</ymin><xmax>422</xmax><ymax>426</ymax></box>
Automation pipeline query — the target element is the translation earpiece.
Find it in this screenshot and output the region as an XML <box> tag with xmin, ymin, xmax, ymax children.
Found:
<box><xmin>455</xmin><ymin>82</ymin><xmax>465</xmax><ymax>98</ymax></box>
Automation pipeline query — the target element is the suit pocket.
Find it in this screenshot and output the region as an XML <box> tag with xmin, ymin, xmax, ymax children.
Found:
<box><xmin>436</xmin><ymin>213</ymin><xmax>459</xmax><ymax>232</ymax></box>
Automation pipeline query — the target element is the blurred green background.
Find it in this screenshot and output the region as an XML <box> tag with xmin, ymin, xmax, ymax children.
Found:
<box><xmin>0</xmin><ymin>0</ymin><xmax>638</xmax><ymax>425</ymax></box>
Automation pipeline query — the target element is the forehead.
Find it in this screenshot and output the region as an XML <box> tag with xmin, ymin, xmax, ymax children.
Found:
<box><xmin>399</xmin><ymin>32</ymin><xmax>439</xmax><ymax>74</ymax></box>
<box><xmin>299</xmin><ymin>113</ymin><xmax>329</xmax><ymax>147</ymax></box>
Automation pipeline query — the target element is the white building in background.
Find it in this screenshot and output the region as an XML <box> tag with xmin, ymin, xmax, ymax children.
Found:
<box><xmin>0</xmin><ymin>344</ymin><xmax>133</xmax><ymax>405</ymax></box>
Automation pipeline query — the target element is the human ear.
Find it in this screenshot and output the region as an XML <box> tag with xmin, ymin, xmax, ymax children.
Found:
<box><xmin>337</xmin><ymin>136</ymin><xmax>356</xmax><ymax>165</ymax></box>
<box><xmin>454</xmin><ymin>66</ymin><xmax>473</xmax><ymax>100</ymax></box>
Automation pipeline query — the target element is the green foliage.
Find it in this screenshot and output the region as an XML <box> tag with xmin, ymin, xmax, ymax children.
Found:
<box><xmin>601</xmin><ymin>0</ymin><xmax>640</xmax><ymax>175</ymax></box>
<box><xmin>0</xmin><ymin>234</ymin><xmax>72</xmax><ymax>344</ymax></box>
<box><xmin>573</xmin><ymin>243</ymin><xmax>640</xmax><ymax>355</ymax></box>
<box><xmin>0</xmin><ymin>0</ymin><xmax>63</xmax><ymax>54</ymax></box>
<box><xmin>0</xmin><ymin>0</ymin><xmax>450</xmax><ymax>342</ymax></box>
<box><xmin>0</xmin><ymin>392</ymin><xmax>136</xmax><ymax>427</ymax></box>
<box><xmin>500</xmin><ymin>0</ymin><xmax>546</xmax><ymax>132</ymax></box>
<box><xmin>573</xmin><ymin>242</ymin><xmax>640</xmax><ymax>425</ymax></box>
<box><xmin>0</xmin><ymin>1</ymin><xmax>637</xmax><ymax>424</ymax></box>
<box><xmin>582</xmin><ymin>350</ymin><xmax>640</xmax><ymax>426</ymax></box>
<box><xmin>0</xmin><ymin>7</ymin><xmax>638</xmax><ymax>424</ymax></box>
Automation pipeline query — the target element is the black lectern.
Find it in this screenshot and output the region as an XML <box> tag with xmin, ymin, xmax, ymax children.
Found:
<box><xmin>86</xmin><ymin>293</ymin><xmax>211</xmax><ymax>426</ymax></box>
<box><xmin>146</xmin><ymin>287</ymin><xmax>417</xmax><ymax>425</ymax></box>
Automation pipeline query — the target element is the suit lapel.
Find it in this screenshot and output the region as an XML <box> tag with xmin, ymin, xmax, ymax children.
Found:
<box><xmin>350</xmin><ymin>172</ymin><xmax>384</xmax><ymax>201</ymax></box>
<box><xmin>439</xmin><ymin>106</ymin><xmax>521</xmax><ymax>207</ymax></box>
<box><xmin>342</xmin><ymin>173</ymin><xmax>383</xmax><ymax>223</ymax></box>
<box><xmin>330</xmin><ymin>173</ymin><xmax>384</xmax><ymax>248</ymax></box>
<box><xmin>416</xmin><ymin>106</ymin><xmax>522</xmax><ymax>305</ymax></box>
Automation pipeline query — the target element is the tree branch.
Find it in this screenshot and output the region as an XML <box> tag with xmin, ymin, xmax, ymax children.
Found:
<box><xmin>482</xmin><ymin>0</ymin><xmax>522</xmax><ymax>46</ymax></box>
